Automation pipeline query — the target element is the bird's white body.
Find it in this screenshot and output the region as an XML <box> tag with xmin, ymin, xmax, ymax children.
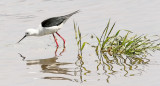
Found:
<box><xmin>26</xmin><ymin>23</ymin><xmax>63</xmax><ymax>36</ymax></box>
<box><xmin>40</xmin><ymin>23</ymin><xmax>63</xmax><ymax>36</ymax></box>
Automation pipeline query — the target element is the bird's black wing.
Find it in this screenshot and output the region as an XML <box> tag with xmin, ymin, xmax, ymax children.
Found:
<box><xmin>41</xmin><ymin>16</ymin><xmax>67</xmax><ymax>27</ymax></box>
<box><xmin>41</xmin><ymin>10</ymin><xmax>79</xmax><ymax>27</ymax></box>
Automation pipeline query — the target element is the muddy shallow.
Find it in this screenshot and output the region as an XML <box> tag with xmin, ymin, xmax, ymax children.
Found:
<box><xmin>0</xmin><ymin>0</ymin><xmax>160</xmax><ymax>86</ymax></box>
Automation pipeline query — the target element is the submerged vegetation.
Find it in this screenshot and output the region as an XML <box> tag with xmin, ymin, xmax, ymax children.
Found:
<box><xmin>73</xmin><ymin>20</ymin><xmax>160</xmax><ymax>83</ymax></box>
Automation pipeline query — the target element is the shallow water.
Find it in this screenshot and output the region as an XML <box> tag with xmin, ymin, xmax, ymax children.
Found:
<box><xmin>0</xmin><ymin>0</ymin><xmax>160</xmax><ymax>86</ymax></box>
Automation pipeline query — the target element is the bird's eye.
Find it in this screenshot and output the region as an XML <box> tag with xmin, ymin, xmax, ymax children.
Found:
<box><xmin>25</xmin><ymin>32</ymin><xmax>29</xmax><ymax>35</ymax></box>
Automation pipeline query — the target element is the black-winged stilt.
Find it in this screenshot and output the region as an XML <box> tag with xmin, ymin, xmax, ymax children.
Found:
<box><xmin>18</xmin><ymin>10</ymin><xmax>79</xmax><ymax>48</ymax></box>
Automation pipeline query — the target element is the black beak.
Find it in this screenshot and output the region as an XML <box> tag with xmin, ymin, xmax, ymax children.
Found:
<box><xmin>17</xmin><ymin>35</ymin><xmax>27</xmax><ymax>43</ymax></box>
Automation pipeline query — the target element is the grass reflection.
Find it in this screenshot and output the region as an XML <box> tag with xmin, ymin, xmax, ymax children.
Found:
<box><xmin>95</xmin><ymin>49</ymin><xmax>149</xmax><ymax>83</ymax></box>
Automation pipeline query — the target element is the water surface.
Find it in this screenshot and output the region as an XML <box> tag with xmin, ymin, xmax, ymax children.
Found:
<box><xmin>0</xmin><ymin>0</ymin><xmax>160</xmax><ymax>86</ymax></box>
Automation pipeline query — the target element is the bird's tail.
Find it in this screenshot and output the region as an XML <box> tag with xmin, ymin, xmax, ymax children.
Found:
<box><xmin>65</xmin><ymin>10</ymin><xmax>80</xmax><ymax>18</ymax></box>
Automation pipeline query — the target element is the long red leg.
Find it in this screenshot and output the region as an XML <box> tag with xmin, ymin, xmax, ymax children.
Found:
<box><xmin>52</xmin><ymin>34</ymin><xmax>59</xmax><ymax>47</ymax></box>
<box><xmin>56</xmin><ymin>32</ymin><xmax>65</xmax><ymax>48</ymax></box>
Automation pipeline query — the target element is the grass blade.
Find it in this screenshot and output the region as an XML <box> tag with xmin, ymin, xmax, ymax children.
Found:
<box><xmin>100</xmin><ymin>19</ymin><xmax>110</xmax><ymax>42</ymax></box>
<box><xmin>107</xmin><ymin>22</ymin><xmax>116</xmax><ymax>38</ymax></box>
<box><xmin>95</xmin><ymin>35</ymin><xmax>102</xmax><ymax>47</ymax></box>
<box><xmin>73</xmin><ymin>21</ymin><xmax>78</xmax><ymax>40</ymax></box>
<box><xmin>102</xmin><ymin>37</ymin><xmax>110</xmax><ymax>49</ymax></box>
<box><xmin>103</xmin><ymin>19</ymin><xmax>111</xmax><ymax>42</ymax></box>
<box><xmin>115</xmin><ymin>30</ymin><xmax>121</xmax><ymax>37</ymax></box>
<box><xmin>81</xmin><ymin>42</ymin><xmax>90</xmax><ymax>51</ymax></box>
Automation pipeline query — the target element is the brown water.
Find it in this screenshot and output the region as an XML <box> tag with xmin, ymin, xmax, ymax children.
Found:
<box><xmin>0</xmin><ymin>0</ymin><xmax>160</xmax><ymax>86</ymax></box>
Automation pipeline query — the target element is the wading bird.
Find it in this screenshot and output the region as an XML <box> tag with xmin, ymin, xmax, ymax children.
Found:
<box><xmin>18</xmin><ymin>10</ymin><xmax>79</xmax><ymax>48</ymax></box>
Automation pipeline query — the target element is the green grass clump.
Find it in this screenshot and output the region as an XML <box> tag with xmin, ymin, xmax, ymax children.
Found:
<box><xmin>96</xmin><ymin>20</ymin><xmax>160</xmax><ymax>60</ymax></box>
<box><xmin>94</xmin><ymin>20</ymin><xmax>160</xmax><ymax>82</ymax></box>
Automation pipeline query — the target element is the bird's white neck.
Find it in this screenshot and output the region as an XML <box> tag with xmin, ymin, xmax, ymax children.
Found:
<box><xmin>32</xmin><ymin>29</ymin><xmax>40</xmax><ymax>36</ymax></box>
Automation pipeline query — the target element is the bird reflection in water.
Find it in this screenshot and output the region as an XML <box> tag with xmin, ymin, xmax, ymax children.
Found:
<box><xmin>19</xmin><ymin>47</ymin><xmax>74</xmax><ymax>81</ymax></box>
<box><xmin>26</xmin><ymin>56</ymin><xmax>73</xmax><ymax>81</ymax></box>
<box><xmin>54</xmin><ymin>47</ymin><xmax>65</xmax><ymax>56</ymax></box>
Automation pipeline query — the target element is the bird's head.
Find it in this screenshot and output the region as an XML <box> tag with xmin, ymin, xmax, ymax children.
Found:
<box><xmin>17</xmin><ymin>28</ymin><xmax>39</xmax><ymax>43</ymax></box>
<box><xmin>25</xmin><ymin>29</ymin><xmax>39</xmax><ymax>36</ymax></box>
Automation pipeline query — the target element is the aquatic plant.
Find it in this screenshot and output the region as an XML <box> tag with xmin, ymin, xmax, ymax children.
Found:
<box><xmin>95</xmin><ymin>20</ymin><xmax>160</xmax><ymax>61</ymax></box>
<box><xmin>94</xmin><ymin>20</ymin><xmax>160</xmax><ymax>82</ymax></box>
<box><xmin>73</xmin><ymin>20</ymin><xmax>160</xmax><ymax>83</ymax></box>
<box><xmin>73</xmin><ymin>21</ymin><xmax>90</xmax><ymax>56</ymax></box>
<box><xmin>73</xmin><ymin>21</ymin><xmax>90</xmax><ymax>82</ymax></box>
